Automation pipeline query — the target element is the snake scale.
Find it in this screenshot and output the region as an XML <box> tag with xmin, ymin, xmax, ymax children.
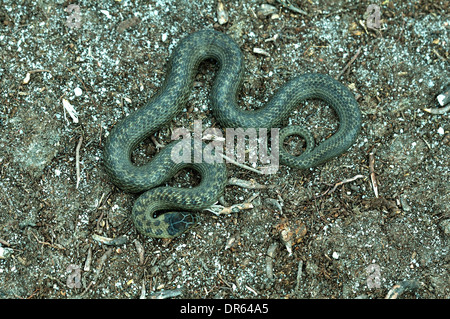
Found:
<box><xmin>103</xmin><ymin>30</ymin><xmax>361</xmax><ymax>238</ymax></box>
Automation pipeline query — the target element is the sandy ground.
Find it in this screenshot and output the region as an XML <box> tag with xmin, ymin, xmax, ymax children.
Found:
<box><xmin>0</xmin><ymin>0</ymin><xmax>449</xmax><ymax>299</ymax></box>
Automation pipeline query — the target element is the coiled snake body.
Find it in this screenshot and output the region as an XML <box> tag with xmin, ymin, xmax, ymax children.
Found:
<box><xmin>103</xmin><ymin>30</ymin><xmax>361</xmax><ymax>238</ymax></box>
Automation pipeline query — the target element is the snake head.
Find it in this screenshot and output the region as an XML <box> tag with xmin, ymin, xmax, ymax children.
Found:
<box><xmin>132</xmin><ymin>195</ymin><xmax>200</xmax><ymax>238</ymax></box>
<box><xmin>164</xmin><ymin>211</ymin><xmax>198</xmax><ymax>238</ymax></box>
<box><xmin>132</xmin><ymin>210</ymin><xmax>198</xmax><ymax>238</ymax></box>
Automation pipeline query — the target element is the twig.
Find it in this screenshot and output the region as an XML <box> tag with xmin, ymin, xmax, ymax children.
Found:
<box><xmin>30</xmin><ymin>231</ymin><xmax>66</xmax><ymax>250</ymax></box>
<box><xmin>385</xmin><ymin>280</ymin><xmax>424</xmax><ymax>299</ymax></box>
<box><xmin>294</xmin><ymin>260</ymin><xmax>303</xmax><ymax>294</ymax></box>
<box><xmin>396</xmin><ymin>18</ymin><xmax>406</xmax><ymax>42</ymax></box>
<box><xmin>28</xmin><ymin>69</ymin><xmax>51</xmax><ymax>74</ymax></box>
<box><xmin>64</xmin><ymin>65</ymin><xmax>98</xmax><ymax>109</ymax></box>
<box><xmin>83</xmin><ymin>247</ymin><xmax>92</xmax><ymax>272</ymax></box>
<box><xmin>62</xmin><ymin>98</ymin><xmax>79</xmax><ymax>123</ymax></box>
<box><xmin>0</xmin><ymin>237</ymin><xmax>11</xmax><ymax>247</ymax></box>
<box><xmin>0</xmin><ymin>246</ymin><xmax>14</xmax><ymax>259</ymax></box>
<box><xmin>96</xmin><ymin>211</ymin><xmax>104</xmax><ymax>233</ymax></box>
<box><xmin>424</xmin><ymin>99</ymin><xmax>450</xmax><ymax>115</ymax></box>
<box><xmin>432</xmin><ymin>48</ymin><xmax>447</xmax><ymax>62</ymax></box>
<box><xmin>98</xmin><ymin>123</ymin><xmax>103</xmax><ymax>147</ymax></box>
<box><xmin>203</xmin><ymin>133</ymin><xmax>268</xmax><ymax>174</ymax></box>
<box><xmin>228</xmin><ymin>177</ymin><xmax>269</xmax><ymax>189</ymax></box>
<box><xmin>22</xmin><ymin>69</ymin><xmax>52</xmax><ymax>84</ymax></box>
<box><xmin>0</xmin><ymin>181</ymin><xmax>15</xmax><ymax>212</ymax></box>
<box><xmin>205</xmin><ymin>202</ymin><xmax>253</xmax><ymax>216</ymax></box>
<box><xmin>134</xmin><ymin>239</ymin><xmax>145</xmax><ymax>265</ymax></box>
<box><xmin>369</xmin><ymin>153</ymin><xmax>378</xmax><ymax>198</ymax></box>
<box><xmin>140</xmin><ymin>279</ymin><xmax>146</xmax><ymax>299</ymax></box>
<box><xmin>216</xmin><ymin>0</ymin><xmax>229</xmax><ymax>25</ymax></box>
<box><xmin>92</xmin><ymin>234</ymin><xmax>128</xmax><ymax>246</ymax></box>
<box><xmin>330</xmin><ymin>174</ymin><xmax>365</xmax><ymax>194</ymax></box>
<box><xmin>66</xmin><ymin>264</ymin><xmax>82</xmax><ymax>289</ymax></box>
<box><xmin>148</xmin><ymin>288</ymin><xmax>184</xmax><ymax>299</ymax></box>
<box><xmin>335</xmin><ymin>47</ymin><xmax>362</xmax><ymax>80</ymax></box>
<box><xmin>151</xmin><ymin>136</ymin><xmax>164</xmax><ymax>150</ymax></box>
<box><xmin>317</xmin><ymin>174</ymin><xmax>365</xmax><ymax>197</ymax></box>
<box><xmin>424</xmin><ymin>83</ymin><xmax>450</xmax><ymax>114</ymax></box>
<box><xmin>75</xmin><ymin>135</ymin><xmax>83</xmax><ymax>189</ymax></box>
<box><xmin>78</xmin><ymin>281</ymin><xmax>93</xmax><ymax>297</ymax></box>
<box><xmin>79</xmin><ymin>248</ymin><xmax>113</xmax><ymax>297</ymax></box>
<box><xmin>265</xmin><ymin>254</ymin><xmax>274</xmax><ymax>282</ymax></box>
<box><xmin>220</xmin><ymin>153</ymin><xmax>264</xmax><ymax>174</ymax></box>
<box><xmin>277</xmin><ymin>0</ymin><xmax>308</xmax><ymax>15</ymax></box>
